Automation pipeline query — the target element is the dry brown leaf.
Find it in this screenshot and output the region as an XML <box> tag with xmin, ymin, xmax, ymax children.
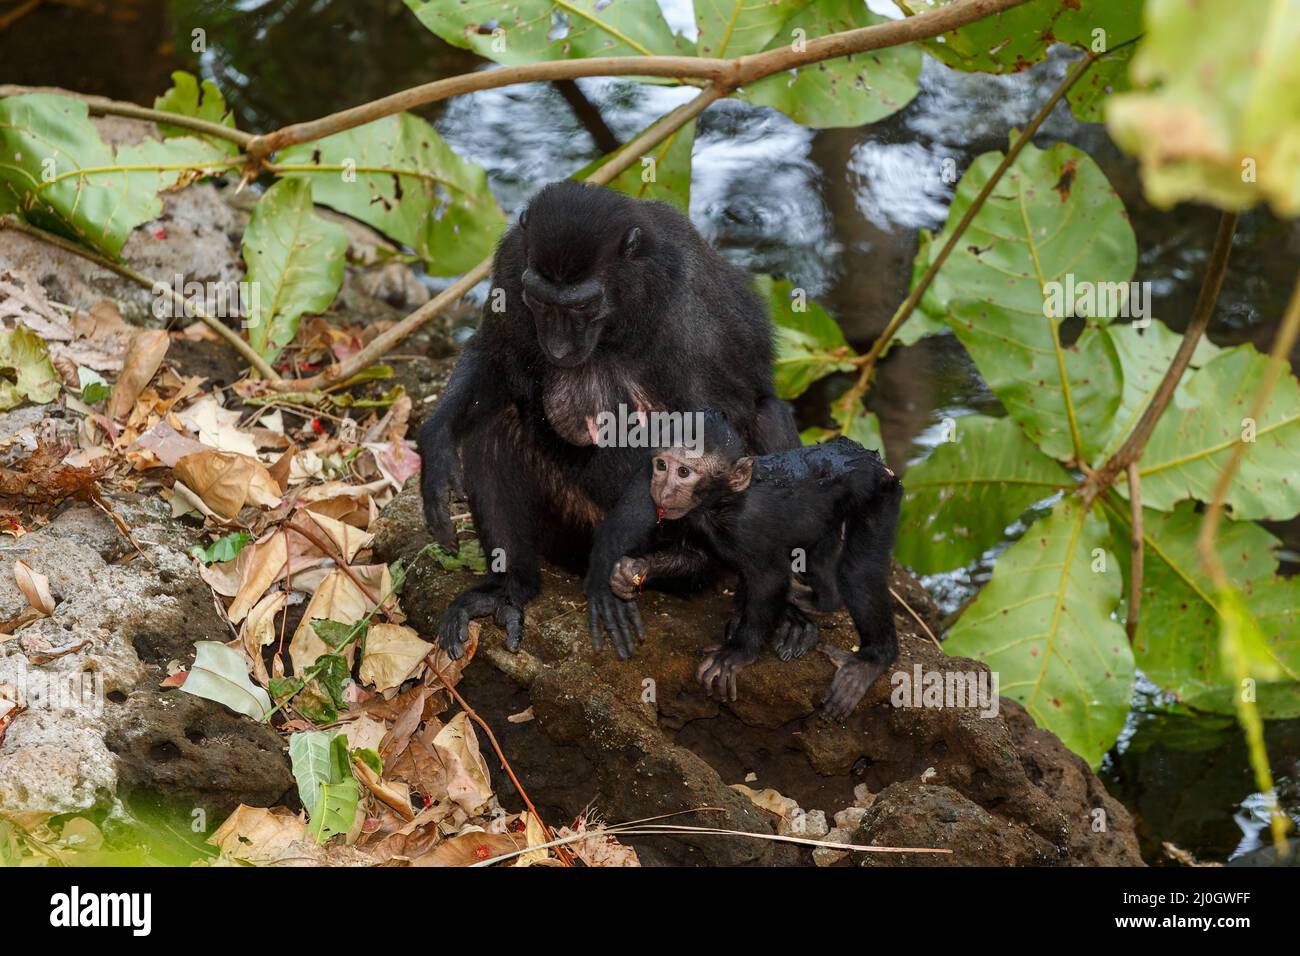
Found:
<box><xmin>288</xmin><ymin>569</ymin><xmax>371</xmax><ymax>674</ymax></box>
<box><xmin>176</xmin><ymin>394</ymin><xmax>258</xmax><ymax>456</ymax></box>
<box><xmin>268</xmin><ymin>444</ymin><xmax>297</xmax><ymax>493</ymax></box>
<box><xmin>731</xmin><ymin>784</ymin><xmax>799</xmax><ymax>819</ymax></box>
<box><xmin>13</xmin><ymin>559</ymin><xmax>55</xmax><ymax>616</ymax></box>
<box><xmin>432</xmin><ymin>711</ymin><xmax>493</xmax><ymax>815</ymax></box>
<box><xmin>173</xmin><ymin>450</ymin><xmax>281</xmax><ymax>519</ymax></box>
<box><xmin>555</xmin><ymin>824</ymin><xmax>641</xmax><ymax>867</ymax></box>
<box><xmin>337</xmin><ymin>714</ymin><xmax>389</xmax><ymax>753</ymax></box>
<box><xmin>297</xmin><ymin>511</ymin><xmax>374</xmax><ymax>563</ymax></box>
<box><xmin>408</xmin><ymin>829</ymin><xmax>522</xmax><ymax>867</ymax></box>
<box><xmin>108</xmin><ymin>329</ymin><xmax>169</xmax><ymax>421</ymax></box>
<box><xmin>378</xmin><ymin>686</ymin><xmax>427</xmax><ymax>766</ymax></box>
<box><xmin>358</xmin><ymin>623</ymin><xmax>430</xmax><ymax>693</ymax></box>
<box><xmin>208</xmin><ymin>805</ymin><xmax>308</xmax><ymax>865</ymax></box>
<box><xmin>352</xmin><ymin>754</ymin><xmax>414</xmax><ymax>821</ymax></box>
<box><xmin>514</xmin><ymin>811</ymin><xmax>550</xmax><ymax>867</ymax></box>
<box><xmin>241</xmin><ymin>590</ymin><xmax>285</xmax><ymax>686</ymax></box>
<box><xmin>227</xmin><ymin>534</ymin><xmax>289</xmax><ymax>622</ymax></box>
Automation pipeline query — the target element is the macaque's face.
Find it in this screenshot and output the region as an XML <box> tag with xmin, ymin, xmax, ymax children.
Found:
<box><xmin>518</xmin><ymin>202</ymin><xmax>644</xmax><ymax>367</ymax></box>
<box><xmin>650</xmin><ymin>448</ymin><xmax>752</xmax><ymax>520</ymax></box>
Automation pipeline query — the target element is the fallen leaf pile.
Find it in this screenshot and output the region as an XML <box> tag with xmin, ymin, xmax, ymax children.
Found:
<box><xmin>0</xmin><ymin>271</ymin><xmax>635</xmax><ymax>867</ymax></box>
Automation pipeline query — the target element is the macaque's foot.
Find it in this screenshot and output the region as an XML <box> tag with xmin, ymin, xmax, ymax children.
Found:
<box><xmin>788</xmin><ymin>582</ymin><xmax>818</xmax><ymax>616</ymax></box>
<box><xmin>609</xmin><ymin>556</ymin><xmax>650</xmax><ymax>601</ymax></box>
<box><xmin>818</xmin><ymin>644</ymin><xmax>888</xmax><ymax>721</ymax></box>
<box><xmin>773</xmin><ymin>605</ymin><xmax>819</xmax><ymax>661</ymax></box>
<box><xmin>696</xmin><ymin>644</ymin><xmax>760</xmax><ymax>702</ymax></box>
<box><xmin>438</xmin><ymin>583</ymin><xmax>525</xmax><ymax>659</ymax></box>
<box><xmin>587</xmin><ymin>588</ymin><xmax>645</xmax><ymax>661</ymax></box>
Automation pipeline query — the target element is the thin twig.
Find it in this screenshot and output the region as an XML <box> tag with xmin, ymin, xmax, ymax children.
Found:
<box><xmin>434</xmin><ymin>665</ymin><xmax>575</xmax><ymax>867</ymax></box>
<box><xmin>243</xmin><ymin>0</ymin><xmax>1032</xmax><ymax>161</ymax></box>
<box><xmin>841</xmin><ymin>47</ymin><xmax>1109</xmax><ymax>419</ymax></box>
<box><xmin>1085</xmin><ymin>211</ymin><xmax>1239</xmax><ymax>499</ymax></box>
<box><xmin>1125</xmin><ymin>462</ymin><xmax>1142</xmax><ymax>643</ymax></box>
<box><xmin>0</xmin><ymin>0</ymin><xmax>42</xmax><ymax>32</ymax></box>
<box><xmin>0</xmin><ymin>215</ymin><xmax>279</xmax><ymax>380</ymax></box>
<box><xmin>889</xmin><ymin>585</ymin><xmax>941</xmax><ymax>650</ymax></box>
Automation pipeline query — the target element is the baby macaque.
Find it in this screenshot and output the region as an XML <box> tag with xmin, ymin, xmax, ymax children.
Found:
<box><xmin>585</xmin><ymin>410</ymin><xmax>902</xmax><ymax>720</ymax></box>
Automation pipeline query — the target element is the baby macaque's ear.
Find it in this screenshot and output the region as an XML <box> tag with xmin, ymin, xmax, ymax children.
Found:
<box><xmin>728</xmin><ymin>456</ymin><xmax>753</xmax><ymax>493</ymax></box>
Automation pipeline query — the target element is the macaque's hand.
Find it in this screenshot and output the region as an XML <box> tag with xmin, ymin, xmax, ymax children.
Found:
<box><xmin>419</xmin><ymin>435</ymin><xmax>464</xmax><ymax>552</ymax></box>
<box><xmin>586</xmin><ymin>577</ymin><xmax>645</xmax><ymax>661</ymax></box>
<box><xmin>609</xmin><ymin>556</ymin><xmax>650</xmax><ymax>600</ymax></box>
<box><xmin>818</xmin><ymin>645</ymin><xmax>886</xmax><ymax>722</ymax></box>
<box><xmin>696</xmin><ymin>643</ymin><xmax>760</xmax><ymax>702</ymax></box>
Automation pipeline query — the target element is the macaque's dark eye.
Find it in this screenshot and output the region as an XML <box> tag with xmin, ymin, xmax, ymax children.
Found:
<box><xmin>655</xmin><ymin>458</ymin><xmax>666</xmax><ymax>471</ymax></box>
<box><xmin>677</xmin><ymin>465</ymin><xmax>691</xmax><ymax>479</ymax></box>
<box><xmin>621</xmin><ymin>226</ymin><xmax>642</xmax><ymax>256</ymax></box>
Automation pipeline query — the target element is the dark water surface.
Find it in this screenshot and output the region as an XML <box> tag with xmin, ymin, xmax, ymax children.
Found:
<box><xmin>4</xmin><ymin>0</ymin><xmax>1297</xmax><ymax>864</ymax></box>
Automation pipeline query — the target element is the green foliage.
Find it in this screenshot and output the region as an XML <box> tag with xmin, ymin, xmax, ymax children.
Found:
<box><xmin>0</xmin><ymin>326</ymin><xmax>61</xmax><ymax>410</ymax></box>
<box><xmin>895</xmin><ymin>415</ymin><xmax>1070</xmax><ymax>574</ymax></box>
<box><xmin>77</xmin><ymin>366</ymin><xmax>110</xmax><ymax>404</ymax></box>
<box><xmin>945</xmin><ymin>499</ymin><xmax>1135</xmax><ymax>767</ymax></box>
<box><xmin>0</xmin><ymin>94</ymin><xmax>231</xmax><ymax>257</ymax></box>
<box><xmin>277</xmin><ymin>112</ymin><xmax>506</xmax><ymax>275</ymax></box>
<box><xmin>1108</xmin><ymin>0</ymin><xmax>1300</xmax><ymax>214</ymax></box>
<box><xmin>739</xmin><ymin>1</ymin><xmax>920</xmax><ymax>128</ymax></box>
<box><xmin>153</xmin><ymin>70</ymin><xmax>239</xmax><ymax>155</ymax></box>
<box><xmin>761</xmin><ymin>276</ymin><xmax>857</xmax><ymax>398</ymax></box>
<box><xmin>241</xmin><ymin>178</ymin><xmax>348</xmax><ymax>360</ymax></box>
<box><xmin>405</xmin><ymin>0</ymin><xmax>689</xmax><ymax>64</ymax></box>
<box><xmin>429</xmin><ymin>540</ymin><xmax>488</xmax><ymax>573</ymax></box>
<box><xmin>288</xmin><ymin>731</ymin><xmax>360</xmax><ymax>844</ymax></box>
<box><xmin>578</xmin><ymin>118</ymin><xmax>696</xmax><ymax>211</ymax></box>
<box><xmin>187</xmin><ymin>531</ymin><xmax>253</xmax><ymax>565</ymax></box>
<box><xmin>695</xmin><ymin>0</ymin><xmax>812</xmax><ymax>57</ymax></box>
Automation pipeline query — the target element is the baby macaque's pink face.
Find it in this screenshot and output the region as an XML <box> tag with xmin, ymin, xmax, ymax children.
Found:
<box><xmin>649</xmin><ymin>447</ymin><xmax>752</xmax><ymax>520</ymax></box>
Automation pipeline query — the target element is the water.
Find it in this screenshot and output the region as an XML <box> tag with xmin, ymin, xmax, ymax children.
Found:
<box><xmin>3</xmin><ymin>0</ymin><xmax>1296</xmax><ymax>864</ymax></box>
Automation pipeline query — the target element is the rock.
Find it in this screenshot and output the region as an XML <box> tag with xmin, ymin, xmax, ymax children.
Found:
<box><xmin>382</xmin><ymin>484</ymin><xmax>1146</xmax><ymax>867</ymax></box>
<box><xmin>813</xmin><ymin>826</ymin><xmax>854</xmax><ymax>867</ymax></box>
<box><xmin>0</xmin><ymin>501</ymin><xmax>290</xmax><ymax>818</ymax></box>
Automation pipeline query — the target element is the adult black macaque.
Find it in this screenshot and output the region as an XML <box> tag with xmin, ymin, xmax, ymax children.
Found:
<box><xmin>587</xmin><ymin>411</ymin><xmax>902</xmax><ymax>720</ymax></box>
<box><xmin>419</xmin><ymin>180</ymin><xmax>800</xmax><ymax>659</ymax></box>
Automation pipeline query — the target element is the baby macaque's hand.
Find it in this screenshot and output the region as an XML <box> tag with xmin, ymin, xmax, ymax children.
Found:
<box><xmin>609</xmin><ymin>556</ymin><xmax>650</xmax><ymax>601</ymax></box>
<box><xmin>818</xmin><ymin>644</ymin><xmax>887</xmax><ymax>722</ymax></box>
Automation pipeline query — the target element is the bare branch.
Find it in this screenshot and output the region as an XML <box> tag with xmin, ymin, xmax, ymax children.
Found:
<box><xmin>1125</xmin><ymin>462</ymin><xmax>1142</xmax><ymax>643</ymax></box>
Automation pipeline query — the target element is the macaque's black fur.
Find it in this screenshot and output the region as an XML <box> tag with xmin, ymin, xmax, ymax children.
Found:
<box><xmin>588</xmin><ymin>412</ymin><xmax>902</xmax><ymax>717</ymax></box>
<box><xmin>419</xmin><ymin>181</ymin><xmax>799</xmax><ymax>657</ymax></box>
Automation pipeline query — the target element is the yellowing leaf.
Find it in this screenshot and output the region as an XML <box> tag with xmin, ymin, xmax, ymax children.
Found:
<box><xmin>358</xmin><ymin>623</ymin><xmax>431</xmax><ymax>693</ymax></box>
<box><xmin>108</xmin><ymin>329</ymin><xmax>169</xmax><ymax>421</ymax></box>
<box><xmin>431</xmin><ymin>711</ymin><xmax>493</xmax><ymax>815</ymax></box>
<box><xmin>0</xmin><ymin>326</ymin><xmax>60</xmax><ymax>410</ymax></box>
<box><xmin>173</xmin><ymin>450</ymin><xmax>282</xmax><ymax>519</ymax></box>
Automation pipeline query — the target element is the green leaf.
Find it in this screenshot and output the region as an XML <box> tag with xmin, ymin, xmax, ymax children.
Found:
<box><xmin>758</xmin><ymin>276</ymin><xmax>858</xmax><ymax>399</ymax></box>
<box><xmin>833</xmin><ymin>401</ymin><xmax>883</xmax><ymax>459</ymax></box>
<box><xmin>1067</xmin><ymin>41</ymin><xmax>1137</xmax><ymax>124</ymax></box>
<box><xmin>739</xmin><ymin>1</ymin><xmax>920</xmax><ymax>128</ymax></box>
<box><xmin>0</xmin><ymin>94</ymin><xmax>232</xmax><ymax>257</ymax></box>
<box><xmin>312</xmin><ymin>618</ymin><xmax>367</xmax><ymax>651</ymax></box>
<box><xmin>295</xmin><ymin>685</ymin><xmax>339</xmax><ymax>725</ymax></box>
<box><xmin>885</xmin><ymin>227</ymin><xmax>949</xmax><ymax>356</ymax></box>
<box><xmin>917</xmin><ymin>141</ymin><xmax>1136</xmax><ymax>462</ymax></box>
<box><xmin>77</xmin><ymin>366</ymin><xmax>110</xmax><ymax>404</ymax></box>
<box><xmin>903</xmin><ymin>0</ymin><xmax>1143</xmax><ymax>78</ymax></box>
<box><xmin>278</xmin><ymin>113</ymin><xmax>505</xmax><ymax>275</ymax></box>
<box><xmin>429</xmin><ymin>540</ymin><xmax>487</xmax><ymax>573</ymax></box>
<box><xmin>312</xmin><ymin>654</ymin><xmax>351</xmax><ymax>709</ymax></box>
<box><xmin>351</xmin><ymin>747</ymin><xmax>383</xmax><ymax>776</ymax></box>
<box><xmin>269</xmin><ymin>676</ymin><xmax>305</xmax><ymax>701</ymax></box>
<box><xmin>695</xmin><ymin>0</ymin><xmax>812</xmax><ymax>57</ymax></box>
<box><xmin>188</xmin><ymin>531</ymin><xmax>252</xmax><ymax>565</ymax></box>
<box><xmin>897</xmin><ymin>415</ymin><xmax>1071</xmax><ymax>574</ymax></box>
<box><xmin>946</xmin><ymin>499</ymin><xmax>1135</xmax><ymax>766</ymax></box>
<box><xmin>1102</xmin><ymin>499</ymin><xmax>1300</xmax><ymax>717</ymax></box>
<box><xmin>578</xmin><ymin>119</ymin><xmax>696</xmax><ymax>212</ymax></box>
<box><xmin>1107</xmin><ymin>0</ymin><xmax>1300</xmax><ymax>214</ymax></box>
<box><xmin>289</xmin><ymin>731</ymin><xmax>360</xmax><ymax>844</ymax></box>
<box><xmin>153</xmin><ymin>70</ymin><xmax>239</xmax><ymax>156</ymax></box>
<box><xmin>242</xmin><ymin>178</ymin><xmax>346</xmax><ymax>360</ymax></box>
<box><xmin>1134</xmin><ymin>344</ymin><xmax>1300</xmax><ymax>521</ymax></box>
<box><xmin>405</xmin><ymin>0</ymin><xmax>689</xmax><ymax>64</ymax></box>
<box><xmin>1092</xmin><ymin>320</ymin><xmax>1221</xmax><ymax>466</ymax></box>
<box><xmin>179</xmin><ymin>642</ymin><xmax>273</xmax><ymax>721</ymax></box>
<box><xmin>0</xmin><ymin>326</ymin><xmax>60</xmax><ymax>410</ymax></box>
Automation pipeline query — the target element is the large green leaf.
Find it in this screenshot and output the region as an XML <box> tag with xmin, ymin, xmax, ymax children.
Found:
<box><xmin>760</xmin><ymin>276</ymin><xmax>858</xmax><ymax>398</ymax></box>
<box><xmin>1102</xmin><ymin>499</ymin><xmax>1300</xmax><ymax>717</ymax></box>
<box><xmin>405</xmin><ymin>0</ymin><xmax>688</xmax><ymax>63</ymax></box>
<box><xmin>288</xmin><ymin>731</ymin><xmax>360</xmax><ymax>844</ymax></box>
<box><xmin>739</xmin><ymin>1</ymin><xmax>920</xmax><ymax>128</ymax></box>
<box><xmin>695</xmin><ymin>0</ymin><xmax>812</xmax><ymax>57</ymax></box>
<box><xmin>1093</xmin><ymin>320</ymin><xmax>1222</xmax><ymax>466</ymax></box>
<box><xmin>918</xmin><ymin>141</ymin><xmax>1136</xmax><ymax>462</ymax></box>
<box><xmin>0</xmin><ymin>94</ymin><xmax>231</xmax><ymax>257</ymax></box>
<box><xmin>277</xmin><ymin>112</ymin><xmax>505</xmax><ymax>275</ymax></box>
<box><xmin>577</xmin><ymin>118</ymin><xmax>696</xmax><ymax>212</ymax></box>
<box><xmin>1135</xmin><ymin>344</ymin><xmax>1300</xmax><ymax>521</ymax></box>
<box><xmin>153</xmin><ymin>70</ymin><xmax>239</xmax><ymax>156</ymax></box>
<box><xmin>897</xmin><ymin>415</ymin><xmax>1071</xmax><ymax>574</ymax></box>
<box><xmin>1107</xmin><ymin>0</ymin><xmax>1300</xmax><ymax>215</ymax></box>
<box><xmin>946</xmin><ymin>499</ymin><xmax>1134</xmax><ymax>766</ymax></box>
<box><xmin>0</xmin><ymin>326</ymin><xmax>61</xmax><ymax>410</ymax></box>
<box><xmin>242</xmin><ymin>178</ymin><xmax>348</xmax><ymax>360</ymax></box>
<box><xmin>902</xmin><ymin>0</ymin><xmax>1142</xmax><ymax>109</ymax></box>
